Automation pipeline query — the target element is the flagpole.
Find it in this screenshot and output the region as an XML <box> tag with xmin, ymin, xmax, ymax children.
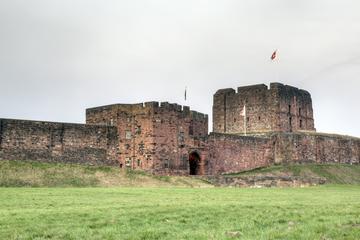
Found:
<box><xmin>244</xmin><ymin>105</ymin><xmax>247</xmax><ymax>136</ymax></box>
<box><xmin>184</xmin><ymin>86</ymin><xmax>187</xmax><ymax>103</ymax></box>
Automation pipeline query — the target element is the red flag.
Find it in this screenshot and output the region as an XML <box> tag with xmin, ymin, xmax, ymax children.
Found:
<box><xmin>271</xmin><ymin>50</ymin><xmax>277</xmax><ymax>60</ymax></box>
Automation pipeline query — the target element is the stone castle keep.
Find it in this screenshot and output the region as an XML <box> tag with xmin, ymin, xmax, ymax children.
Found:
<box><xmin>0</xmin><ymin>82</ymin><xmax>359</xmax><ymax>175</ymax></box>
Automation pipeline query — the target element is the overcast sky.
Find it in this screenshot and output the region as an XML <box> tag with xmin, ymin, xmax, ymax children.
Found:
<box><xmin>0</xmin><ymin>0</ymin><xmax>360</xmax><ymax>137</ymax></box>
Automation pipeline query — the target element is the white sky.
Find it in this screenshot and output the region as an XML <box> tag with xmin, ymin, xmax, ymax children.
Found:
<box><xmin>0</xmin><ymin>0</ymin><xmax>360</xmax><ymax>137</ymax></box>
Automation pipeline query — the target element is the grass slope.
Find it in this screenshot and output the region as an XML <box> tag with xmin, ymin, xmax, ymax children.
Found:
<box><xmin>1</xmin><ymin>160</ymin><xmax>360</xmax><ymax>187</ymax></box>
<box><xmin>228</xmin><ymin>164</ymin><xmax>360</xmax><ymax>184</ymax></box>
<box><xmin>0</xmin><ymin>186</ymin><xmax>360</xmax><ymax>239</ymax></box>
<box><xmin>0</xmin><ymin>160</ymin><xmax>211</xmax><ymax>188</ymax></box>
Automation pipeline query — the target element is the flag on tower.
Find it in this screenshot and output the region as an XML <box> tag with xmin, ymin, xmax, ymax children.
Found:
<box><xmin>240</xmin><ymin>105</ymin><xmax>246</xmax><ymax>117</ymax></box>
<box><xmin>271</xmin><ymin>50</ymin><xmax>277</xmax><ymax>60</ymax></box>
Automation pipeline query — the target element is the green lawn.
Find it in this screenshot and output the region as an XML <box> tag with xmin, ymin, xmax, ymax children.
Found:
<box><xmin>1</xmin><ymin>186</ymin><xmax>360</xmax><ymax>239</ymax></box>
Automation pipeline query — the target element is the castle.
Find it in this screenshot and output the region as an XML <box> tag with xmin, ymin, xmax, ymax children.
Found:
<box><xmin>0</xmin><ymin>82</ymin><xmax>359</xmax><ymax>175</ymax></box>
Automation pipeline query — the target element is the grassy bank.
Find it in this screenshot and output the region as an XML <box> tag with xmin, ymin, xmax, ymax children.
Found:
<box><xmin>0</xmin><ymin>186</ymin><xmax>359</xmax><ymax>239</ymax></box>
<box><xmin>0</xmin><ymin>160</ymin><xmax>211</xmax><ymax>188</ymax></box>
<box><xmin>229</xmin><ymin>163</ymin><xmax>360</xmax><ymax>184</ymax></box>
<box><xmin>1</xmin><ymin>160</ymin><xmax>360</xmax><ymax>187</ymax></box>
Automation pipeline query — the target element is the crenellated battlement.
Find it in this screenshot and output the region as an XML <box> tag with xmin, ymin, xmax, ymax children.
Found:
<box><xmin>270</xmin><ymin>82</ymin><xmax>311</xmax><ymax>96</ymax></box>
<box><xmin>86</xmin><ymin>101</ymin><xmax>208</xmax><ymax>121</ymax></box>
<box><xmin>214</xmin><ymin>82</ymin><xmax>310</xmax><ymax>98</ymax></box>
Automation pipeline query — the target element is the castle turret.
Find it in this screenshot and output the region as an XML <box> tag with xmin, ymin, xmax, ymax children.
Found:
<box><xmin>212</xmin><ymin>82</ymin><xmax>315</xmax><ymax>135</ymax></box>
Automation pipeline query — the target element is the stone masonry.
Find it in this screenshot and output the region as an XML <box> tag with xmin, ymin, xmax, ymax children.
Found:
<box><xmin>0</xmin><ymin>82</ymin><xmax>359</xmax><ymax>175</ymax></box>
<box><xmin>213</xmin><ymin>83</ymin><xmax>315</xmax><ymax>134</ymax></box>
<box><xmin>0</xmin><ymin>119</ymin><xmax>119</xmax><ymax>165</ymax></box>
<box><xmin>86</xmin><ymin>102</ymin><xmax>208</xmax><ymax>174</ymax></box>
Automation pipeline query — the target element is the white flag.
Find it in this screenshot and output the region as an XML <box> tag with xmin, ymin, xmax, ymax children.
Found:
<box><xmin>240</xmin><ymin>105</ymin><xmax>246</xmax><ymax>117</ymax></box>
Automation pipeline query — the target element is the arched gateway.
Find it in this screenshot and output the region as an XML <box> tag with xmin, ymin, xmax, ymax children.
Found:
<box><xmin>189</xmin><ymin>151</ymin><xmax>201</xmax><ymax>175</ymax></box>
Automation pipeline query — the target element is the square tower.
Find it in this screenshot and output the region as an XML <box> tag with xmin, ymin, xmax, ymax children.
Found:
<box><xmin>213</xmin><ymin>82</ymin><xmax>315</xmax><ymax>135</ymax></box>
<box><xmin>86</xmin><ymin>102</ymin><xmax>208</xmax><ymax>174</ymax></box>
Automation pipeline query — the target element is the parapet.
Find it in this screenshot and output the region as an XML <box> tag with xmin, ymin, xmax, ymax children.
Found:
<box><xmin>214</xmin><ymin>82</ymin><xmax>311</xmax><ymax>98</ymax></box>
<box><xmin>86</xmin><ymin>101</ymin><xmax>208</xmax><ymax>120</ymax></box>
<box><xmin>270</xmin><ymin>82</ymin><xmax>311</xmax><ymax>97</ymax></box>
<box><xmin>191</xmin><ymin>110</ymin><xmax>208</xmax><ymax>120</ymax></box>
<box><xmin>237</xmin><ymin>84</ymin><xmax>268</xmax><ymax>94</ymax></box>
<box><xmin>86</xmin><ymin>103</ymin><xmax>133</xmax><ymax>114</ymax></box>
<box><xmin>214</xmin><ymin>88</ymin><xmax>236</xmax><ymax>96</ymax></box>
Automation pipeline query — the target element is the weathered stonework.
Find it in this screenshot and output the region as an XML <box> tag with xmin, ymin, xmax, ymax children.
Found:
<box><xmin>213</xmin><ymin>83</ymin><xmax>315</xmax><ymax>134</ymax></box>
<box><xmin>86</xmin><ymin>102</ymin><xmax>208</xmax><ymax>174</ymax></box>
<box><xmin>273</xmin><ymin>132</ymin><xmax>360</xmax><ymax>165</ymax></box>
<box><xmin>206</xmin><ymin>175</ymin><xmax>327</xmax><ymax>188</ymax></box>
<box><xmin>0</xmin><ymin>119</ymin><xmax>119</xmax><ymax>165</ymax></box>
<box><xmin>207</xmin><ymin>133</ymin><xmax>274</xmax><ymax>175</ymax></box>
<box><xmin>0</xmin><ymin>82</ymin><xmax>359</xmax><ymax>176</ymax></box>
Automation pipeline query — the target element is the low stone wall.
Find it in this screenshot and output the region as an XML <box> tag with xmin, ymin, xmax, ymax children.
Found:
<box><xmin>205</xmin><ymin>131</ymin><xmax>360</xmax><ymax>176</ymax></box>
<box><xmin>0</xmin><ymin>119</ymin><xmax>119</xmax><ymax>166</ymax></box>
<box><xmin>274</xmin><ymin>132</ymin><xmax>360</xmax><ymax>165</ymax></box>
<box><xmin>206</xmin><ymin>175</ymin><xmax>326</xmax><ymax>188</ymax></box>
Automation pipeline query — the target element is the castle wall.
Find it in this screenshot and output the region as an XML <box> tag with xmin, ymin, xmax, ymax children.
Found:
<box><xmin>86</xmin><ymin>102</ymin><xmax>208</xmax><ymax>174</ymax></box>
<box><xmin>151</xmin><ymin>103</ymin><xmax>208</xmax><ymax>175</ymax></box>
<box><xmin>206</xmin><ymin>133</ymin><xmax>274</xmax><ymax>175</ymax></box>
<box><xmin>1</xmin><ymin>82</ymin><xmax>357</xmax><ymax>176</ymax></box>
<box><xmin>0</xmin><ymin>119</ymin><xmax>119</xmax><ymax>165</ymax></box>
<box><xmin>273</xmin><ymin>83</ymin><xmax>315</xmax><ymax>132</ymax></box>
<box><xmin>205</xmin><ymin>132</ymin><xmax>360</xmax><ymax>176</ymax></box>
<box><xmin>213</xmin><ymin>83</ymin><xmax>315</xmax><ymax>134</ymax></box>
<box><xmin>86</xmin><ymin>103</ymin><xmax>155</xmax><ymax>171</ymax></box>
<box><xmin>274</xmin><ymin>132</ymin><xmax>360</xmax><ymax>165</ymax></box>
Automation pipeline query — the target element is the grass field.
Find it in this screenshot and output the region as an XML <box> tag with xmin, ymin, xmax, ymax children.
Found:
<box><xmin>1</xmin><ymin>186</ymin><xmax>360</xmax><ymax>239</ymax></box>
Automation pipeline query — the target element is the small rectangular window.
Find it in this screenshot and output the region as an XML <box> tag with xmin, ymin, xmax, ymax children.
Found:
<box><xmin>135</xmin><ymin>126</ymin><xmax>141</xmax><ymax>135</ymax></box>
<box><xmin>125</xmin><ymin>158</ymin><xmax>132</xmax><ymax>167</ymax></box>
<box><xmin>182</xmin><ymin>155</ymin><xmax>188</xmax><ymax>169</ymax></box>
<box><xmin>164</xmin><ymin>159</ymin><xmax>170</xmax><ymax>168</ymax></box>
<box><xmin>189</xmin><ymin>125</ymin><xmax>194</xmax><ymax>135</ymax></box>
<box><xmin>125</xmin><ymin>131</ymin><xmax>132</xmax><ymax>139</ymax></box>
<box><xmin>178</xmin><ymin>132</ymin><xmax>185</xmax><ymax>143</ymax></box>
<box><xmin>137</xmin><ymin>159</ymin><xmax>141</xmax><ymax>167</ymax></box>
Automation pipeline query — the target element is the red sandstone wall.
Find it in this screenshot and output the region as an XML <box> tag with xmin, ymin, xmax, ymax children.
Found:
<box><xmin>151</xmin><ymin>103</ymin><xmax>208</xmax><ymax>175</ymax></box>
<box><xmin>206</xmin><ymin>133</ymin><xmax>274</xmax><ymax>175</ymax></box>
<box><xmin>205</xmin><ymin>131</ymin><xmax>360</xmax><ymax>176</ymax></box>
<box><xmin>273</xmin><ymin>83</ymin><xmax>315</xmax><ymax>132</ymax></box>
<box><xmin>86</xmin><ymin>102</ymin><xmax>208</xmax><ymax>174</ymax></box>
<box><xmin>213</xmin><ymin>83</ymin><xmax>315</xmax><ymax>134</ymax></box>
<box><xmin>274</xmin><ymin>132</ymin><xmax>360</xmax><ymax>164</ymax></box>
<box><xmin>86</xmin><ymin>104</ymin><xmax>155</xmax><ymax>170</ymax></box>
<box><xmin>0</xmin><ymin>119</ymin><xmax>119</xmax><ymax>165</ymax></box>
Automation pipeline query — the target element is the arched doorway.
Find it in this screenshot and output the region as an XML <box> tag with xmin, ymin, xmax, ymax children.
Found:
<box><xmin>189</xmin><ymin>151</ymin><xmax>201</xmax><ymax>175</ymax></box>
